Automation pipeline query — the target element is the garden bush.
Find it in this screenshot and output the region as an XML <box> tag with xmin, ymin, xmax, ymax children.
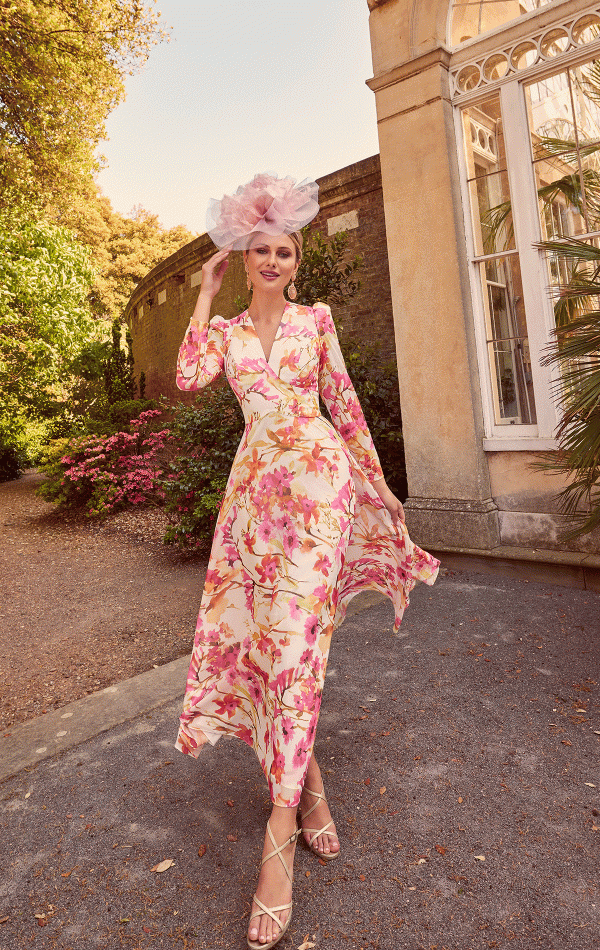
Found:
<box><xmin>341</xmin><ymin>341</ymin><xmax>406</xmax><ymax>500</ymax></box>
<box><xmin>0</xmin><ymin>438</ymin><xmax>23</xmax><ymax>482</ymax></box>
<box><xmin>162</xmin><ymin>385</ymin><xmax>244</xmax><ymax>552</ymax></box>
<box><xmin>37</xmin><ymin>409</ymin><xmax>173</xmax><ymax>516</ymax></box>
<box><xmin>108</xmin><ymin>398</ymin><xmax>159</xmax><ymax>431</ymax></box>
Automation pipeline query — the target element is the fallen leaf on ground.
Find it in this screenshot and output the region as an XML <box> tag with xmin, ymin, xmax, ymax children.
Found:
<box><xmin>227</xmin><ymin>799</ymin><xmax>234</xmax><ymax>807</ymax></box>
<box><xmin>364</xmin><ymin>777</ymin><xmax>370</xmax><ymax>786</ymax></box>
<box><xmin>0</xmin><ymin>916</ymin><xmax>9</xmax><ymax>924</ymax></box>
<box><xmin>435</xmin><ymin>845</ymin><xmax>447</xmax><ymax>855</ymax></box>
<box><xmin>297</xmin><ymin>937</ymin><xmax>316</xmax><ymax>950</ymax></box>
<box><xmin>151</xmin><ymin>859</ymin><xmax>174</xmax><ymax>873</ymax></box>
<box><xmin>227</xmin><ymin>834</ymin><xmax>238</xmax><ymax>842</ymax></box>
<box><xmin>34</xmin><ymin>914</ymin><xmax>46</xmax><ymax>920</ymax></box>
<box><xmin>585</xmin><ymin>783</ymin><xmax>596</xmax><ymax>788</ymax></box>
<box><xmin>474</xmin><ymin>855</ymin><xmax>486</xmax><ymax>862</ymax></box>
<box><xmin>417</xmin><ymin>858</ymin><xmax>427</xmax><ymax>865</ymax></box>
<box><xmin>198</xmin><ymin>844</ymin><xmax>207</xmax><ymax>857</ymax></box>
<box><xmin>561</xmin><ymin>740</ymin><xmax>573</xmax><ymax>746</ymax></box>
<box><xmin>380</xmin><ymin>786</ymin><xmax>386</xmax><ymax>795</ymax></box>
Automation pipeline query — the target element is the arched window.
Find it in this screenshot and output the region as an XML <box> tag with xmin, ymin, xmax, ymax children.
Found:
<box><xmin>450</xmin><ymin>5</ymin><xmax>600</xmax><ymax>447</ymax></box>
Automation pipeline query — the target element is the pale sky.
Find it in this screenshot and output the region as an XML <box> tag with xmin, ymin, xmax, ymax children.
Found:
<box><xmin>96</xmin><ymin>0</ymin><xmax>380</xmax><ymax>234</ymax></box>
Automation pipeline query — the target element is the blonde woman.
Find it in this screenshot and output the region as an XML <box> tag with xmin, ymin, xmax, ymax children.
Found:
<box><xmin>175</xmin><ymin>173</ymin><xmax>439</xmax><ymax>948</ymax></box>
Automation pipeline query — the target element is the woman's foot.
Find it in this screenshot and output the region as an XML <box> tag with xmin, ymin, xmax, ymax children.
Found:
<box><xmin>299</xmin><ymin>783</ymin><xmax>340</xmax><ymax>859</ymax></box>
<box><xmin>247</xmin><ymin>817</ymin><xmax>298</xmax><ymax>948</ymax></box>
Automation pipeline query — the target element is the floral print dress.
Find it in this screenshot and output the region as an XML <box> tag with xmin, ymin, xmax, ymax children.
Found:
<box><xmin>174</xmin><ymin>302</ymin><xmax>439</xmax><ymax>807</ymax></box>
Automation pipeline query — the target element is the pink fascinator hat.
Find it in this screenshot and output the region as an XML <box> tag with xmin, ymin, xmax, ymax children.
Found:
<box><xmin>206</xmin><ymin>172</ymin><xmax>319</xmax><ymax>250</ymax></box>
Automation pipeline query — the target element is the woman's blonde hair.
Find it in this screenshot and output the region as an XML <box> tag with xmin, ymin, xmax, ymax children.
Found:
<box><xmin>289</xmin><ymin>231</ymin><xmax>303</xmax><ymax>264</ymax></box>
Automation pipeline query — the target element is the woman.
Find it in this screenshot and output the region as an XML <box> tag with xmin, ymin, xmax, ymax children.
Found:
<box><xmin>175</xmin><ymin>173</ymin><xmax>439</xmax><ymax>949</ymax></box>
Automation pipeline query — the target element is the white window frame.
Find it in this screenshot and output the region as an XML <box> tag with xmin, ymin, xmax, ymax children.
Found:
<box><xmin>451</xmin><ymin>5</ymin><xmax>600</xmax><ymax>449</ymax></box>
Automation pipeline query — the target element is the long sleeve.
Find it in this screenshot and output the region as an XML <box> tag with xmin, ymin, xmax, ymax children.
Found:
<box><xmin>315</xmin><ymin>302</ymin><xmax>384</xmax><ymax>483</ymax></box>
<box><xmin>176</xmin><ymin>315</ymin><xmax>227</xmax><ymax>391</ymax></box>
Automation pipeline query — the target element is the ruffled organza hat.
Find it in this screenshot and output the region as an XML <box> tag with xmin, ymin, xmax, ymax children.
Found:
<box><xmin>206</xmin><ymin>172</ymin><xmax>319</xmax><ymax>250</ymax></box>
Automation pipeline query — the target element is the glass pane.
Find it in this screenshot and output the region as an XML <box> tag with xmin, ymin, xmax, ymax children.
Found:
<box><xmin>451</xmin><ymin>0</ymin><xmax>558</xmax><ymax>48</ymax></box>
<box><xmin>468</xmin><ymin>170</ymin><xmax>514</xmax><ymax>254</ymax></box>
<box><xmin>479</xmin><ymin>256</ymin><xmax>537</xmax><ymax>425</ymax></box>
<box><xmin>527</xmin><ymin>63</ymin><xmax>600</xmax><ymax>237</ymax></box>
<box><xmin>463</xmin><ymin>96</ymin><xmax>506</xmax><ymax>172</ymax></box>
<box><xmin>463</xmin><ymin>96</ymin><xmax>514</xmax><ymax>254</ymax></box>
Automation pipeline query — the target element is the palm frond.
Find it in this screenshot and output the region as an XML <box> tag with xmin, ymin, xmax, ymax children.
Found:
<box><xmin>536</xmin><ymin>233</ymin><xmax>600</xmax><ymax>540</ymax></box>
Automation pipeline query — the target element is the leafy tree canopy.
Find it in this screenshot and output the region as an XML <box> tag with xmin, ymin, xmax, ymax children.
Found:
<box><xmin>0</xmin><ymin>206</ymin><xmax>98</xmax><ymax>419</ymax></box>
<box><xmin>0</xmin><ymin>0</ymin><xmax>165</xmax><ymax>212</ymax></box>
<box><xmin>76</xmin><ymin>194</ymin><xmax>195</xmax><ymax>318</ymax></box>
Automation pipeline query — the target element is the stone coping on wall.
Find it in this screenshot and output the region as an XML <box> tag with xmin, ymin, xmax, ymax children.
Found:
<box><xmin>430</xmin><ymin>543</ymin><xmax>600</xmax><ymax>593</ymax></box>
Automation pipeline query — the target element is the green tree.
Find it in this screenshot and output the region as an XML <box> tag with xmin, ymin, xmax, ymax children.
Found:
<box><xmin>295</xmin><ymin>229</ymin><xmax>361</xmax><ymax>307</ymax></box>
<box><xmin>78</xmin><ymin>197</ymin><xmax>195</xmax><ymax>318</ymax></box>
<box><xmin>0</xmin><ymin>207</ymin><xmax>98</xmax><ymax>422</ymax></box>
<box><xmin>104</xmin><ymin>318</ymin><xmax>135</xmax><ymax>405</ymax></box>
<box><xmin>0</xmin><ymin>0</ymin><xmax>165</xmax><ymax>212</ymax></box>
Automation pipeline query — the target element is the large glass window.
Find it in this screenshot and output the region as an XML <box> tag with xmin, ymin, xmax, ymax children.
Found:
<box><xmin>462</xmin><ymin>95</ymin><xmax>537</xmax><ymax>425</ymax></box>
<box><xmin>454</xmin><ymin>4</ymin><xmax>600</xmax><ymax>442</ymax></box>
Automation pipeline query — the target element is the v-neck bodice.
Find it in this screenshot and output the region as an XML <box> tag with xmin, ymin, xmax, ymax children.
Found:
<box><xmin>245</xmin><ymin>304</ymin><xmax>288</xmax><ymax>366</ymax></box>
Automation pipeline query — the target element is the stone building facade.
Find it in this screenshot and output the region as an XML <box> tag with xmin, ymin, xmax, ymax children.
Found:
<box><xmin>124</xmin><ymin>155</ymin><xmax>394</xmax><ymax>404</ymax></box>
<box><xmin>366</xmin><ymin>0</ymin><xmax>600</xmax><ymax>564</ymax></box>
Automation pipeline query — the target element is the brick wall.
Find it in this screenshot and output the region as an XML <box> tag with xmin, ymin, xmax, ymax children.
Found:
<box><xmin>125</xmin><ymin>155</ymin><xmax>395</xmax><ymax>402</ymax></box>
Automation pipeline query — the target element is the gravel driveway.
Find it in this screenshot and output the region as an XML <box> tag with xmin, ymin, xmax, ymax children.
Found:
<box><xmin>0</xmin><ymin>473</ymin><xmax>205</xmax><ymax>730</ymax></box>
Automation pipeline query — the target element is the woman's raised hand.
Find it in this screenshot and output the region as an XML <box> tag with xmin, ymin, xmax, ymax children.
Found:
<box><xmin>199</xmin><ymin>245</ymin><xmax>233</xmax><ymax>301</ymax></box>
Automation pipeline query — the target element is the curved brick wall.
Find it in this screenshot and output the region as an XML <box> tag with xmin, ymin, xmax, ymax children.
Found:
<box><xmin>124</xmin><ymin>155</ymin><xmax>394</xmax><ymax>402</ymax></box>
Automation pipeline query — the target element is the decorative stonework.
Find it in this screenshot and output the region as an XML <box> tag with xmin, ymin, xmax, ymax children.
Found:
<box><xmin>451</xmin><ymin>8</ymin><xmax>600</xmax><ymax>97</ymax></box>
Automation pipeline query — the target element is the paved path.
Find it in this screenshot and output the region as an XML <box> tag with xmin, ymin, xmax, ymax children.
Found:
<box><xmin>1</xmin><ymin>568</ymin><xmax>599</xmax><ymax>949</ymax></box>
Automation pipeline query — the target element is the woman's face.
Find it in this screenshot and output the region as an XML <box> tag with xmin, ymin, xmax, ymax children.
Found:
<box><xmin>245</xmin><ymin>233</ymin><xmax>297</xmax><ymax>294</ymax></box>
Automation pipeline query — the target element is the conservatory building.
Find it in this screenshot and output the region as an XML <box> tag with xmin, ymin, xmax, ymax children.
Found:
<box><xmin>366</xmin><ymin>0</ymin><xmax>600</xmax><ymax>573</ymax></box>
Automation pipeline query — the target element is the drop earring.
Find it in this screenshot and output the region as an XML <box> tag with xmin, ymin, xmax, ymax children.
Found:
<box><xmin>245</xmin><ymin>267</ymin><xmax>252</xmax><ymax>292</ymax></box>
<box><xmin>287</xmin><ymin>275</ymin><xmax>297</xmax><ymax>301</ymax></box>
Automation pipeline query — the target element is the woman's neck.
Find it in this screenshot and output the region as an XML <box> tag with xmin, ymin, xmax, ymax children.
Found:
<box><xmin>248</xmin><ymin>289</ymin><xmax>287</xmax><ymax>323</ymax></box>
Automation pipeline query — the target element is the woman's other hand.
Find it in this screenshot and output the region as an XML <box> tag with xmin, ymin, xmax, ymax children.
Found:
<box><xmin>372</xmin><ymin>478</ymin><xmax>405</xmax><ymax>526</ymax></box>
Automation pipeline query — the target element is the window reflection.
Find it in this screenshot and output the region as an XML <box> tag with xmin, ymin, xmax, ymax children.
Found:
<box><xmin>451</xmin><ymin>0</ymin><xmax>558</xmax><ymax>48</ymax></box>
<box><xmin>482</xmin><ymin>257</ymin><xmax>537</xmax><ymax>424</ymax></box>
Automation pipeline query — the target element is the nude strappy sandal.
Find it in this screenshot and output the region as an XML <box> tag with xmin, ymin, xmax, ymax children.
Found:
<box><xmin>299</xmin><ymin>786</ymin><xmax>340</xmax><ymax>861</ymax></box>
<box><xmin>247</xmin><ymin>823</ymin><xmax>299</xmax><ymax>950</ymax></box>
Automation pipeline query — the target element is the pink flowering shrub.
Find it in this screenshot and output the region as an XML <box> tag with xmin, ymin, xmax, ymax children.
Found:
<box><xmin>38</xmin><ymin>410</ymin><xmax>173</xmax><ymax>517</ymax></box>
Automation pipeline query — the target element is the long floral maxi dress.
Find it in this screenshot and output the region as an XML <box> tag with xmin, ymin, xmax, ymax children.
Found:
<box><xmin>174</xmin><ymin>302</ymin><xmax>439</xmax><ymax>807</ymax></box>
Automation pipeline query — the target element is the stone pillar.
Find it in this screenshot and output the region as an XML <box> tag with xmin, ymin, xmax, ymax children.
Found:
<box><xmin>367</xmin><ymin>2</ymin><xmax>500</xmax><ymax>549</ymax></box>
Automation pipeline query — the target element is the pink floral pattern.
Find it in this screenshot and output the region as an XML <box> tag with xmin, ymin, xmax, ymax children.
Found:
<box><xmin>175</xmin><ymin>302</ymin><xmax>439</xmax><ymax>806</ymax></box>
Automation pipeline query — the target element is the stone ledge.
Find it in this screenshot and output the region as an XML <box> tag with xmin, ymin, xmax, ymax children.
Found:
<box><xmin>430</xmin><ymin>543</ymin><xmax>600</xmax><ymax>593</ymax></box>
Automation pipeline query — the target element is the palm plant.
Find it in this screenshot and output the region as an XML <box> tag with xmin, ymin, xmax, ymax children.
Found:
<box><xmin>535</xmin><ymin>237</ymin><xmax>600</xmax><ymax>539</ymax></box>
<box><xmin>482</xmin><ymin>116</ymin><xmax>600</xmax><ymax>538</ymax></box>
